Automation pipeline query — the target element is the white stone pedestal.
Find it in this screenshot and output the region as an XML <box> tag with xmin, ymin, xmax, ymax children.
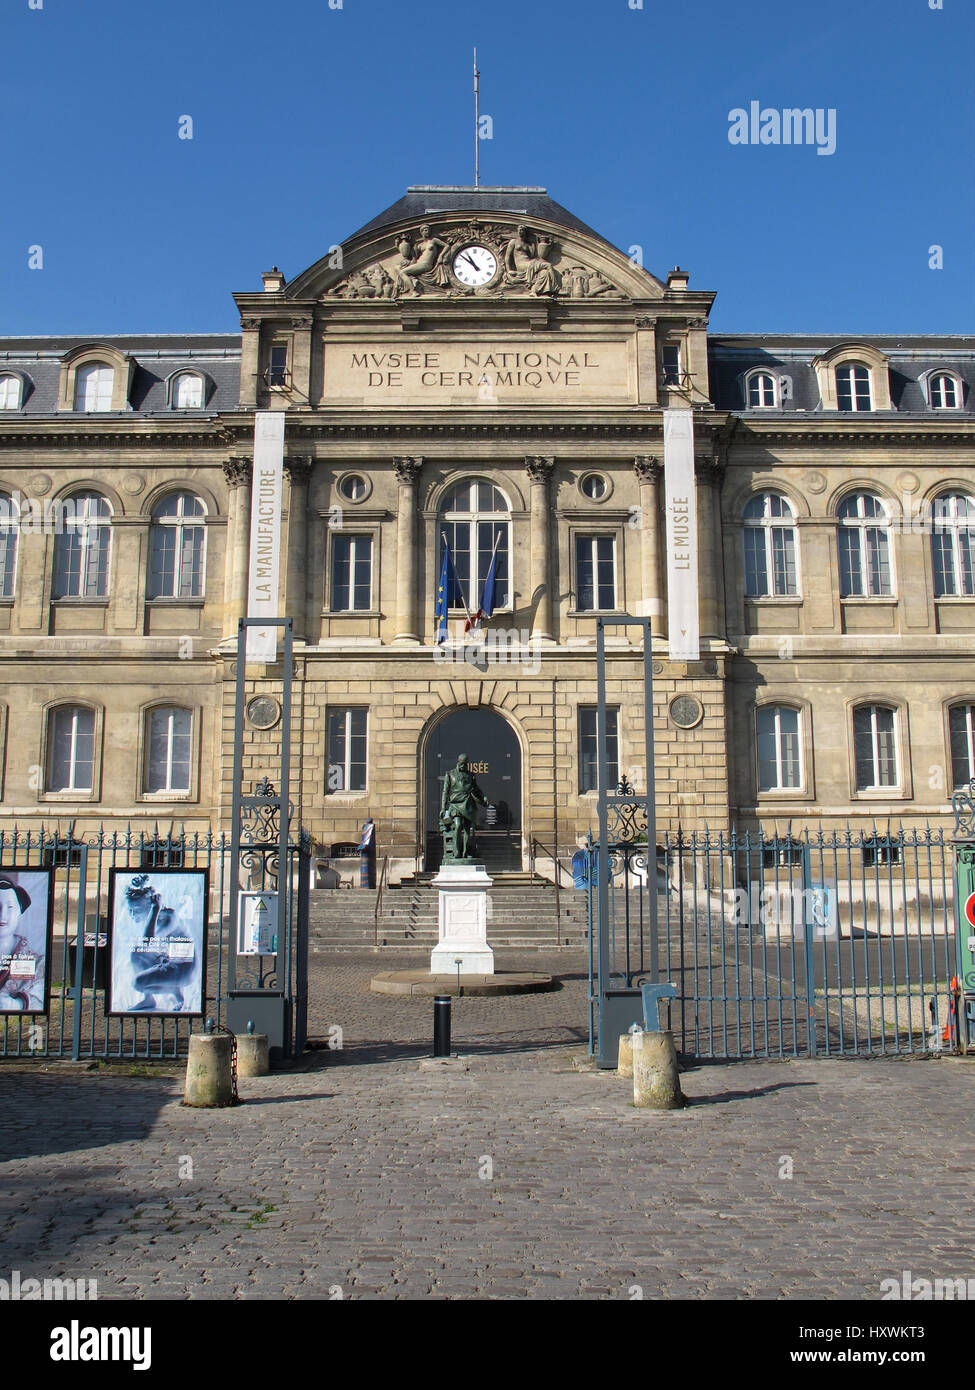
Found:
<box><xmin>430</xmin><ymin>863</ymin><xmax>494</xmax><ymax>976</ymax></box>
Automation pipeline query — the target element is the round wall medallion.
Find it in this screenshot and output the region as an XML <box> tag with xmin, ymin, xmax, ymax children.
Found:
<box><xmin>122</xmin><ymin>472</ymin><xmax>146</xmax><ymax>495</ymax></box>
<box><xmin>652</xmin><ymin>661</ymin><xmax>664</xmax><ymax>676</ymax></box>
<box><xmin>246</xmin><ymin>696</ymin><xmax>281</xmax><ymax>730</ymax></box>
<box><xmin>669</xmin><ymin>695</ymin><xmax>704</xmax><ymax>729</ymax></box>
<box><xmin>27</xmin><ymin>473</ymin><xmax>51</xmax><ymax>496</ymax></box>
<box><xmin>802</xmin><ymin>470</ymin><xmax>827</xmax><ymax>495</ymax></box>
<box><xmin>896</xmin><ymin>471</ymin><xmax>920</xmax><ymax>495</ymax></box>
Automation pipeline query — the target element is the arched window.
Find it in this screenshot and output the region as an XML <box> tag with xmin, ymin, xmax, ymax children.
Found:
<box><xmin>74</xmin><ymin>362</ymin><xmax>114</xmax><ymax>412</ymax></box>
<box><xmin>144</xmin><ymin>707</ymin><xmax>193</xmax><ymax>793</ymax></box>
<box><xmin>171</xmin><ymin>372</ymin><xmax>204</xmax><ymax>409</ymax></box>
<box><xmin>950</xmin><ymin>704</ymin><xmax>975</xmax><ymax>789</ymax></box>
<box><xmin>52</xmin><ymin>493</ymin><xmax>112</xmax><ymax>598</ymax></box>
<box><xmin>743</xmin><ymin>492</ymin><xmax>798</xmax><ymax>596</ymax></box>
<box><xmin>148</xmin><ymin>493</ymin><xmax>206</xmax><ymax>599</ymax></box>
<box><xmin>835</xmin><ymin>363</ymin><xmax>872</xmax><ymax>412</ymax></box>
<box><xmin>756</xmin><ymin>706</ymin><xmax>802</xmax><ymax>791</ymax></box>
<box><xmin>853</xmin><ymin>705</ymin><xmax>898</xmax><ymax>790</ymax></box>
<box><xmin>929</xmin><ymin>373</ymin><xmax>962</xmax><ymax>409</ymax></box>
<box><xmin>837</xmin><ymin>493</ymin><xmax>892</xmax><ymax>597</ymax></box>
<box><xmin>931</xmin><ymin>492</ymin><xmax>975</xmax><ymax>597</ymax></box>
<box><xmin>47</xmin><ymin>706</ymin><xmax>96</xmax><ymax>793</ymax></box>
<box><xmin>0</xmin><ymin>492</ymin><xmax>18</xmax><ymax>598</ymax></box>
<box><xmin>0</xmin><ymin>375</ymin><xmax>22</xmax><ymax>410</ymax></box>
<box><xmin>746</xmin><ymin>371</ymin><xmax>777</xmax><ymax>408</ymax></box>
<box><xmin>439</xmin><ymin>479</ymin><xmax>510</xmax><ymax>614</ymax></box>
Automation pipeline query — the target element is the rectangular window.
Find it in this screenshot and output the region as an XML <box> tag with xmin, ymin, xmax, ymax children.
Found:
<box><xmin>48</xmin><ymin>707</ymin><xmax>95</xmax><ymax>793</ymax></box>
<box><xmin>853</xmin><ymin>706</ymin><xmax>898</xmax><ymax>790</ymax></box>
<box><xmin>578</xmin><ymin>707</ymin><xmax>619</xmax><ymax>794</ymax></box>
<box><xmin>145</xmin><ymin>708</ymin><xmax>192</xmax><ymax>793</ymax></box>
<box><xmin>268</xmin><ymin>344</ymin><xmax>288</xmax><ymax>388</ymax></box>
<box><xmin>756</xmin><ymin>707</ymin><xmax>802</xmax><ymax>791</ymax></box>
<box><xmin>327</xmin><ymin>708</ymin><xmax>367</xmax><ymax>792</ymax></box>
<box><xmin>661</xmin><ymin>344</ymin><xmax>681</xmax><ymax>386</ymax></box>
<box><xmin>950</xmin><ymin>705</ymin><xmax>975</xmax><ymax>788</ymax></box>
<box><xmin>330</xmin><ymin>534</ymin><xmax>373</xmax><ymax>611</ymax></box>
<box><xmin>576</xmin><ymin>535</ymin><xmax>616</xmax><ymax>611</ymax></box>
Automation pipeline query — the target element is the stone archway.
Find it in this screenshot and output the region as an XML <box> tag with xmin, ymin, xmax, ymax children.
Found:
<box><xmin>422</xmin><ymin>707</ymin><xmax>522</xmax><ymax>872</ymax></box>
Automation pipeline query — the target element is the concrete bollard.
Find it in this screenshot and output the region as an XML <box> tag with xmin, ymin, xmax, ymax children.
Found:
<box><xmin>183</xmin><ymin>1033</ymin><xmax>236</xmax><ymax>1107</ymax></box>
<box><xmin>617</xmin><ymin>1033</ymin><xmax>635</xmax><ymax>1077</ymax></box>
<box><xmin>235</xmin><ymin>1032</ymin><xmax>270</xmax><ymax>1077</ymax></box>
<box><xmin>632</xmin><ymin>1029</ymin><xmax>686</xmax><ymax>1110</ymax></box>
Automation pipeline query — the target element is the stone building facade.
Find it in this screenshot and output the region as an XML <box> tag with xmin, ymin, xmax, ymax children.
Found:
<box><xmin>0</xmin><ymin>186</ymin><xmax>972</xmax><ymax>878</ymax></box>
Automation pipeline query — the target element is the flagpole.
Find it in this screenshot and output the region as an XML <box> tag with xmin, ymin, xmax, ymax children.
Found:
<box><xmin>440</xmin><ymin>530</ymin><xmax>473</xmax><ymax>631</ymax></box>
<box><xmin>473</xmin><ymin>49</ymin><xmax>480</xmax><ymax>188</ymax></box>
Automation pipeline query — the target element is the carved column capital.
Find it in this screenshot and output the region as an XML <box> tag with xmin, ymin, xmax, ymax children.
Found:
<box><xmin>393</xmin><ymin>456</ymin><xmax>422</xmax><ymax>485</ymax></box>
<box><xmin>695</xmin><ymin>456</ymin><xmax>725</xmax><ymax>486</ymax></box>
<box><xmin>635</xmin><ymin>317</ymin><xmax>655</xmax><ymax>330</ymax></box>
<box><xmin>223</xmin><ymin>456</ymin><xmax>252</xmax><ymax>488</ymax></box>
<box><xmin>525</xmin><ymin>455</ymin><xmax>555</xmax><ymax>483</ymax></box>
<box><xmin>284</xmin><ymin>456</ymin><xmax>314</xmax><ymax>486</ymax></box>
<box><xmin>633</xmin><ymin>455</ymin><xmax>662</xmax><ymax>483</ymax></box>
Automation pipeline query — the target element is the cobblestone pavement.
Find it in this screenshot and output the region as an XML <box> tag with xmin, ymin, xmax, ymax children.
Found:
<box><xmin>1</xmin><ymin>950</ymin><xmax>974</xmax><ymax>1301</ymax></box>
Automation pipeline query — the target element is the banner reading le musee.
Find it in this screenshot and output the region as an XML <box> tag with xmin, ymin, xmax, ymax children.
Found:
<box><xmin>664</xmin><ymin>408</ymin><xmax>700</xmax><ymax>662</ymax></box>
<box><xmin>322</xmin><ymin>340</ymin><xmax>633</xmax><ymax>404</ymax></box>
<box><xmin>247</xmin><ymin>411</ymin><xmax>284</xmax><ymax>662</ymax></box>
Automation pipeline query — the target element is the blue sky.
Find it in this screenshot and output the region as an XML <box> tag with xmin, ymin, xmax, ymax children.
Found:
<box><xmin>2</xmin><ymin>0</ymin><xmax>972</xmax><ymax>335</ymax></box>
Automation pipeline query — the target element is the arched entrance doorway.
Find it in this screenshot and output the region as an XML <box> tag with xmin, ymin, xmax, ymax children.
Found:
<box><xmin>423</xmin><ymin>708</ymin><xmax>522</xmax><ymax>872</ymax></box>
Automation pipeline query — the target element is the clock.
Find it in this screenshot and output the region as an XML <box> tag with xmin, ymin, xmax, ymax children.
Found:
<box><xmin>451</xmin><ymin>244</ymin><xmax>498</xmax><ymax>288</ymax></box>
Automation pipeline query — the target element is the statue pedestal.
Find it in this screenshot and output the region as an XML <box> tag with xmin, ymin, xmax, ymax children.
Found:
<box><xmin>430</xmin><ymin>863</ymin><xmax>494</xmax><ymax>976</ymax></box>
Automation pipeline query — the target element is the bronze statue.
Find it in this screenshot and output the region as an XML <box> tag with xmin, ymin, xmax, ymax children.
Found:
<box><xmin>440</xmin><ymin>752</ymin><xmax>488</xmax><ymax>861</ymax></box>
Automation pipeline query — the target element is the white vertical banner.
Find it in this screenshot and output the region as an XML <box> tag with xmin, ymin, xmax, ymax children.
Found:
<box><xmin>246</xmin><ymin>410</ymin><xmax>285</xmax><ymax>662</ymax></box>
<box><xmin>664</xmin><ymin>408</ymin><xmax>700</xmax><ymax>661</ymax></box>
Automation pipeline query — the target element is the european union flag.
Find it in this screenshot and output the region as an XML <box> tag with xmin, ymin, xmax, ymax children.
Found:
<box><xmin>435</xmin><ymin>540</ymin><xmax>450</xmax><ymax>644</ymax></box>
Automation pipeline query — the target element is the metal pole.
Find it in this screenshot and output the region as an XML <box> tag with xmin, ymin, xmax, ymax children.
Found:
<box><xmin>433</xmin><ymin>995</ymin><xmax>451</xmax><ymax>1056</ymax></box>
<box><xmin>642</xmin><ymin>621</ymin><xmax>659</xmax><ymax>984</ymax></box>
<box><xmin>228</xmin><ymin>620</ymin><xmax>248</xmax><ymax>992</ymax></box>
<box><xmin>596</xmin><ymin>619</ymin><xmax>610</xmax><ymax>1059</ymax></box>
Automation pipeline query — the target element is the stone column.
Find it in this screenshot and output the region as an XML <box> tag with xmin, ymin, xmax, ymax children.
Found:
<box><xmin>222</xmin><ymin>456</ymin><xmax>252</xmax><ymax>639</ymax></box>
<box><xmin>393</xmin><ymin>456</ymin><xmax>421</xmax><ymax>644</ymax></box>
<box><xmin>633</xmin><ymin>456</ymin><xmax>665</xmax><ymax>639</ymax></box>
<box><xmin>284</xmin><ymin>456</ymin><xmax>313</xmax><ymax>642</ymax></box>
<box><xmin>526</xmin><ymin>456</ymin><xmax>555</xmax><ymax>640</ymax></box>
<box><xmin>695</xmin><ymin>458</ymin><xmax>725</xmax><ymax>640</ymax></box>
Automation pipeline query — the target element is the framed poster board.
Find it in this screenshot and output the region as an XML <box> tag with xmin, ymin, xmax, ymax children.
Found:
<box><xmin>0</xmin><ymin>868</ymin><xmax>54</xmax><ymax>1015</ymax></box>
<box><xmin>107</xmin><ymin>868</ymin><xmax>208</xmax><ymax>1017</ymax></box>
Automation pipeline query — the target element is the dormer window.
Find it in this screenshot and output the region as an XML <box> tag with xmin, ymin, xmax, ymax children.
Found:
<box><xmin>172</xmin><ymin>372</ymin><xmax>204</xmax><ymax>409</ymax></box>
<box><xmin>74</xmin><ymin>362</ymin><xmax>114</xmax><ymax>412</ymax></box>
<box><xmin>746</xmin><ymin>371</ymin><xmax>777</xmax><ymax>408</ymax></box>
<box><xmin>661</xmin><ymin>344</ymin><xmax>681</xmax><ymax>387</ymax></box>
<box><xmin>836</xmin><ymin>363</ymin><xmax>872</xmax><ymax>412</ymax></box>
<box><xmin>929</xmin><ymin>372</ymin><xmax>962</xmax><ymax>409</ymax></box>
<box><xmin>0</xmin><ymin>374</ymin><xmax>22</xmax><ymax>410</ymax></box>
<box><xmin>267</xmin><ymin>344</ymin><xmax>289</xmax><ymax>388</ymax></box>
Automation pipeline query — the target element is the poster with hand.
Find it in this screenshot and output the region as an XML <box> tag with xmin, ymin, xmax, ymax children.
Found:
<box><xmin>107</xmin><ymin>868</ymin><xmax>208</xmax><ymax>1017</ymax></box>
<box><xmin>0</xmin><ymin>868</ymin><xmax>53</xmax><ymax>1015</ymax></box>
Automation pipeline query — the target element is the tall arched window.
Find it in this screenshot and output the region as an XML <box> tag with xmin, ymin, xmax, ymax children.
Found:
<box><xmin>743</xmin><ymin>492</ymin><xmax>798</xmax><ymax>596</ymax></box>
<box><xmin>837</xmin><ymin>493</ymin><xmax>892</xmax><ymax>597</ymax></box>
<box><xmin>746</xmin><ymin>371</ymin><xmax>777</xmax><ymax>408</ymax></box>
<box><xmin>929</xmin><ymin>373</ymin><xmax>961</xmax><ymax>409</ymax></box>
<box><xmin>950</xmin><ymin>704</ymin><xmax>975</xmax><ymax>789</ymax></box>
<box><xmin>0</xmin><ymin>492</ymin><xmax>18</xmax><ymax>598</ymax></box>
<box><xmin>52</xmin><ymin>493</ymin><xmax>112</xmax><ymax>598</ymax></box>
<box><xmin>756</xmin><ymin>706</ymin><xmax>802</xmax><ymax>791</ymax></box>
<box><xmin>171</xmin><ymin>372</ymin><xmax>204</xmax><ymax>409</ymax></box>
<box><xmin>148</xmin><ymin>493</ymin><xmax>206</xmax><ymax>598</ymax></box>
<box><xmin>47</xmin><ymin>706</ymin><xmax>96</xmax><ymax>792</ymax></box>
<box><xmin>74</xmin><ymin>363</ymin><xmax>114</xmax><ymax>412</ymax></box>
<box><xmin>145</xmin><ymin>707</ymin><xmax>193</xmax><ymax>793</ymax></box>
<box><xmin>931</xmin><ymin>492</ymin><xmax>975</xmax><ymax>597</ymax></box>
<box><xmin>438</xmin><ymin>479</ymin><xmax>510</xmax><ymax>614</ymax></box>
<box><xmin>853</xmin><ymin>704</ymin><xmax>898</xmax><ymax>789</ymax></box>
<box><xmin>836</xmin><ymin>363</ymin><xmax>872</xmax><ymax>412</ymax></box>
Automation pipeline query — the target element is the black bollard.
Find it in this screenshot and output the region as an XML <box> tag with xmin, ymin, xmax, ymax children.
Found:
<box><xmin>433</xmin><ymin>995</ymin><xmax>451</xmax><ymax>1057</ymax></box>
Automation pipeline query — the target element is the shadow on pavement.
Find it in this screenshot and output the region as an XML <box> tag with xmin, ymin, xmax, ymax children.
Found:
<box><xmin>687</xmin><ymin>1081</ymin><xmax>819</xmax><ymax>1106</ymax></box>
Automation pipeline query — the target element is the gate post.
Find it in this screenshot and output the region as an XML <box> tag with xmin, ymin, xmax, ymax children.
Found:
<box><xmin>951</xmin><ymin>779</ymin><xmax>975</xmax><ymax>1050</ymax></box>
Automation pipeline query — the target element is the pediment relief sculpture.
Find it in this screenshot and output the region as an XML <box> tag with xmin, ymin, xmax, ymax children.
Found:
<box><xmin>324</xmin><ymin>220</ymin><xmax>629</xmax><ymax>302</ymax></box>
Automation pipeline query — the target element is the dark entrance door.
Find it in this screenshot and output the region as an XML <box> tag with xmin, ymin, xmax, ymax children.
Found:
<box><xmin>424</xmin><ymin>709</ymin><xmax>522</xmax><ymax>872</ymax></box>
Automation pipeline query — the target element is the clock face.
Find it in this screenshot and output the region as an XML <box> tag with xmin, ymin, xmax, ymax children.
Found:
<box><xmin>452</xmin><ymin>244</ymin><xmax>498</xmax><ymax>287</ymax></box>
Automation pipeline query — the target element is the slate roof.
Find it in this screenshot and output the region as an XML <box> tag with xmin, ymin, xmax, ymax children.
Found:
<box><xmin>347</xmin><ymin>186</ymin><xmax>608</xmax><ymax>245</ymax></box>
<box><xmin>0</xmin><ymin>335</ymin><xmax>241</xmax><ymax>418</ymax></box>
<box><xmin>709</xmin><ymin>335</ymin><xmax>975</xmax><ymax>415</ymax></box>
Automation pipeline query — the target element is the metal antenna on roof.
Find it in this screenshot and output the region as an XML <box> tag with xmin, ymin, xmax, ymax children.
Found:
<box><xmin>473</xmin><ymin>48</ymin><xmax>480</xmax><ymax>187</ymax></box>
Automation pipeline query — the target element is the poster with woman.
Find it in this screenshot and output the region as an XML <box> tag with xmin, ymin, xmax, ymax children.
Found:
<box><xmin>107</xmin><ymin>868</ymin><xmax>208</xmax><ymax>1017</ymax></box>
<box><xmin>0</xmin><ymin>868</ymin><xmax>53</xmax><ymax>1015</ymax></box>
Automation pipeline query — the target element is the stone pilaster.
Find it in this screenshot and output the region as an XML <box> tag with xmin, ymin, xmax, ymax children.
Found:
<box><xmin>284</xmin><ymin>456</ymin><xmax>313</xmax><ymax>642</ymax></box>
<box><xmin>222</xmin><ymin>456</ymin><xmax>252</xmax><ymax>639</ymax></box>
<box><xmin>695</xmin><ymin>457</ymin><xmax>725</xmax><ymax>640</ymax></box>
<box><xmin>393</xmin><ymin>457</ymin><xmax>421</xmax><ymax>643</ymax></box>
<box><xmin>526</xmin><ymin>456</ymin><xmax>555</xmax><ymax>640</ymax></box>
<box><xmin>633</xmin><ymin>456</ymin><xmax>665</xmax><ymax>638</ymax></box>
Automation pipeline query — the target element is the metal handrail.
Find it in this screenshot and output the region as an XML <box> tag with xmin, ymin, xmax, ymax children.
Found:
<box><xmin>374</xmin><ymin>854</ymin><xmax>388</xmax><ymax>945</ymax></box>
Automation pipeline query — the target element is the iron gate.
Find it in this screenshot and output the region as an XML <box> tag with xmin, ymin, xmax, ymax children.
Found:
<box><xmin>0</xmin><ymin>825</ymin><xmax>310</xmax><ymax>1061</ymax></box>
<box><xmin>589</xmin><ymin>823</ymin><xmax>956</xmax><ymax>1061</ymax></box>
